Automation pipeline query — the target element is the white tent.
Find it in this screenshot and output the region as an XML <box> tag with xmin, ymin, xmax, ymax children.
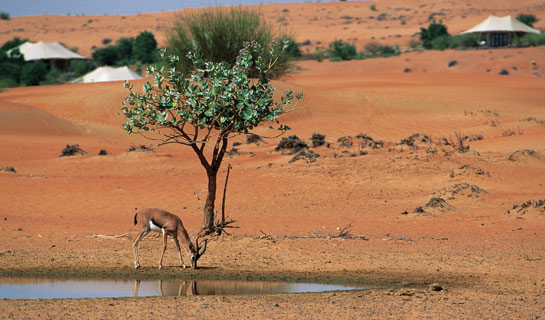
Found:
<box><xmin>78</xmin><ymin>66</ymin><xmax>142</xmax><ymax>83</ymax></box>
<box><xmin>14</xmin><ymin>41</ymin><xmax>86</xmax><ymax>61</ymax></box>
<box><xmin>460</xmin><ymin>15</ymin><xmax>541</xmax><ymax>47</ymax></box>
<box><xmin>461</xmin><ymin>15</ymin><xmax>540</xmax><ymax>35</ymax></box>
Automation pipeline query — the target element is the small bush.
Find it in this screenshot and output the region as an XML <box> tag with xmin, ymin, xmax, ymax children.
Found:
<box><xmin>289</xmin><ymin>149</ymin><xmax>319</xmax><ymax>163</ymax></box>
<box><xmin>71</xmin><ymin>59</ymin><xmax>91</xmax><ymax>76</ymax></box>
<box><xmin>377</xmin><ymin>13</ymin><xmax>388</xmax><ymax>21</ymax></box>
<box><xmin>167</xmin><ymin>7</ymin><xmax>295</xmax><ymax>79</ymax></box>
<box><xmin>369</xmin><ymin>4</ymin><xmax>377</xmax><ymax>11</ymax></box>
<box><xmin>246</xmin><ymin>133</ymin><xmax>263</xmax><ymax>144</ymax></box>
<box><xmin>449</xmin><ymin>34</ymin><xmax>479</xmax><ymax>48</ymax></box>
<box><xmin>0</xmin><ymin>12</ymin><xmax>9</xmax><ymax>20</ymax></box>
<box><xmin>132</xmin><ymin>31</ymin><xmax>158</xmax><ymax>63</ymax></box>
<box><xmin>513</xmin><ymin>33</ymin><xmax>545</xmax><ymax>47</ymax></box>
<box><xmin>40</xmin><ymin>68</ymin><xmax>65</xmax><ymax>85</ymax></box>
<box><xmin>420</xmin><ymin>21</ymin><xmax>449</xmax><ymax>49</ymax></box>
<box><xmin>0</xmin><ymin>77</ymin><xmax>18</xmax><ymax>90</ymax></box>
<box><xmin>92</xmin><ymin>46</ymin><xmax>121</xmax><ymax>66</ymax></box>
<box><xmin>364</xmin><ymin>41</ymin><xmax>399</xmax><ymax>57</ymax></box>
<box><xmin>431</xmin><ymin>35</ymin><xmax>451</xmax><ymax>50</ymax></box>
<box><xmin>91</xmin><ymin>32</ymin><xmax>157</xmax><ymax>67</ymax></box>
<box><xmin>60</xmin><ymin>144</ymin><xmax>88</xmax><ymax>157</ymax></box>
<box><xmin>328</xmin><ymin>39</ymin><xmax>357</xmax><ymax>60</ymax></box>
<box><xmin>274</xmin><ymin>135</ymin><xmax>308</xmax><ymax>154</ymax></box>
<box><xmin>20</xmin><ymin>61</ymin><xmax>48</xmax><ymax>86</ymax></box>
<box><xmin>516</xmin><ymin>14</ymin><xmax>538</xmax><ymax>27</ymax></box>
<box><xmin>337</xmin><ymin>136</ymin><xmax>353</xmax><ymax>148</ymax></box>
<box><xmin>498</xmin><ymin>69</ymin><xmax>509</xmax><ymax>75</ymax></box>
<box><xmin>311</xmin><ymin>133</ymin><xmax>326</xmax><ymax>147</ymax></box>
<box><xmin>448</xmin><ymin>60</ymin><xmax>458</xmax><ymax>67</ymax></box>
<box><xmin>407</xmin><ymin>39</ymin><xmax>421</xmax><ymax>50</ymax></box>
<box><xmin>0</xmin><ymin>58</ymin><xmax>23</xmax><ymax>84</ymax></box>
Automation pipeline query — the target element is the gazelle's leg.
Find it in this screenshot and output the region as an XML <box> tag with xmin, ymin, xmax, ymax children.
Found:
<box><xmin>133</xmin><ymin>280</ymin><xmax>140</xmax><ymax>297</ymax></box>
<box><xmin>133</xmin><ymin>230</ymin><xmax>149</xmax><ymax>269</ymax></box>
<box><xmin>159</xmin><ymin>279</ymin><xmax>164</xmax><ymax>296</ymax></box>
<box><xmin>173</xmin><ymin>236</ymin><xmax>186</xmax><ymax>268</ymax></box>
<box><xmin>158</xmin><ymin>229</ymin><xmax>167</xmax><ymax>270</ymax></box>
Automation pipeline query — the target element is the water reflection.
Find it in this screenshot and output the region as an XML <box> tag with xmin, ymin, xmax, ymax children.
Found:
<box><xmin>0</xmin><ymin>277</ymin><xmax>366</xmax><ymax>299</ymax></box>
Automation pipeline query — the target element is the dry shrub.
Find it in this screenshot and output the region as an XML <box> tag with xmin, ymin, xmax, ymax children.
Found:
<box><xmin>274</xmin><ymin>135</ymin><xmax>308</xmax><ymax>154</ymax></box>
<box><xmin>60</xmin><ymin>144</ymin><xmax>88</xmax><ymax>157</ymax></box>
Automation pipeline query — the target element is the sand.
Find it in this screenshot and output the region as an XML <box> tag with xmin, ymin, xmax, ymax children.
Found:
<box><xmin>1</xmin><ymin>0</ymin><xmax>545</xmax><ymax>318</ymax></box>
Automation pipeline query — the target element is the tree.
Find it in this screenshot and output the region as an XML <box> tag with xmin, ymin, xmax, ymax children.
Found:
<box><xmin>92</xmin><ymin>46</ymin><xmax>120</xmax><ymax>66</ymax></box>
<box><xmin>122</xmin><ymin>40</ymin><xmax>302</xmax><ymax>235</ymax></box>
<box><xmin>132</xmin><ymin>31</ymin><xmax>157</xmax><ymax>64</ymax></box>
<box><xmin>20</xmin><ymin>61</ymin><xmax>48</xmax><ymax>86</ymax></box>
<box><xmin>1</xmin><ymin>37</ymin><xmax>28</xmax><ymax>51</ymax></box>
<box><xmin>116</xmin><ymin>37</ymin><xmax>135</xmax><ymax>63</ymax></box>
<box><xmin>516</xmin><ymin>14</ymin><xmax>538</xmax><ymax>28</ymax></box>
<box><xmin>419</xmin><ymin>21</ymin><xmax>449</xmax><ymax>49</ymax></box>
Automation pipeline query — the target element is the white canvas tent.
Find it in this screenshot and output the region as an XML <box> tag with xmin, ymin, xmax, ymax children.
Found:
<box><xmin>9</xmin><ymin>41</ymin><xmax>86</xmax><ymax>71</ymax></box>
<box><xmin>14</xmin><ymin>41</ymin><xmax>86</xmax><ymax>61</ymax></box>
<box><xmin>460</xmin><ymin>15</ymin><xmax>541</xmax><ymax>47</ymax></box>
<box><xmin>77</xmin><ymin>66</ymin><xmax>142</xmax><ymax>83</ymax></box>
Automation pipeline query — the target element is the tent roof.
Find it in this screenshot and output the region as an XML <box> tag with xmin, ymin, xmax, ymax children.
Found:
<box><xmin>78</xmin><ymin>66</ymin><xmax>143</xmax><ymax>83</ymax></box>
<box><xmin>461</xmin><ymin>15</ymin><xmax>541</xmax><ymax>35</ymax></box>
<box><xmin>15</xmin><ymin>41</ymin><xmax>86</xmax><ymax>61</ymax></box>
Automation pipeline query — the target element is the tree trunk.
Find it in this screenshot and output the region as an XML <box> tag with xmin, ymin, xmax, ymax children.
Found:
<box><xmin>201</xmin><ymin>168</ymin><xmax>217</xmax><ymax>235</ymax></box>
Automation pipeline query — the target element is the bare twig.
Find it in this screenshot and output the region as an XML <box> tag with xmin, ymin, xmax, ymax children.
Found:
<box><xmin>284</xmin><ymin>223</ymin><xmax>368</xmax><ymax>240</ymax></box>
<box><xmin>194</xmin><ymin>192</ymin><xmax>204</xmax><ymax>208</ymax></box>
<box><xmin>89</xmin><ymin>232</ymin><xmax>131</xmax><ymax>239</ymax></box>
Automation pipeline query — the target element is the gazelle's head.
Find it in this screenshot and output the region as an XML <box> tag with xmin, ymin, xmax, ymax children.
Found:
<box><xmin>190</xmin><ymin>236</ymin><xmax>208</xmax><ymax>269</ymax></box>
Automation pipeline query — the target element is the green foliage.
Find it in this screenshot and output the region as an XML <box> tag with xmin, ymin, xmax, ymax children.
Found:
<box><xmin>0</xmin><ymin>48</ymin><xmax>24</xmax><ymax>83</ymax></box>
<box><xmin>449</xmin><ymin>34</ymin><xmax>479</xmax><ymax>48</ymax></box>
<box><xmin>0</xmin><ymin>77</ymin><xmax>17</xmax><ymax>90</ymax></box>
<box><xmin>407</xmin><ymin>39</ymin><xmax>421</xmax><ymax>50</ymax></box>
<box><xmin>431</xmin><ymin>35</ymin><xmax>451</xmax><ymax>50</ymax></box>
<box><xmin>167</xmin><ymin>7</ymin><xmax>295</xmax><ymax>79</ymax></box>
<box><xmin>91</xmin><ymin>32</ymin><xmax>157</xmax><ymax>66</ymax></box>
<box><xmin>419</xmin><ymin>21</ymin><xmax>449</xmax><ymax>49</ymax></box>
<box><xmin>0</xmin><ymin>11</ymin><xmax>9</xmax><ymax>20</ymax></box>
<box><xmin>92</xmin><ymin>46</ymin><xmax>121</xmax><ymax>66</ymax></box>
<box><xmin>20</xmin><ymin>61</ymin><xmax>48</xmax><ymax>86</ymax></box>
<box><xmin>512</xmin><ymin>33</ymin><xmax>545</xmax><ymax>47</ymax></box>
<box><xmin>516</xmin><ymin>14</ymin><xmax>538</xmax><ymax>27</ymax></box>
<box><xmin>328</xmin><ymin>39</ymin><xmax>357</xmax><ymax>60</ymax></box>
<box><xmin>132</xmin><ymin>31</ymin><xmax>158</xmax><ymax>63</ymax></box>
<box><xmin>71</xmin><ymin>59</ymin><xmax>91</xmax><ymax>76</ymax></box>
<box><xmin>40</xmin><ymin>68</ymin><xmax>65</xmax><ymax>85</ymax></box>
<box><xmin>369</xmin><ymin>4</ymin><xmax>377</xmax><ymax>11</ymax></box>
<box><xmin>363</xmin><ymin>41</ymin><xmax>400</xmax><ymax>57</ymax></box>
<box><xmin>122</xmin><ymin>40</ymin><xmax>300</xmax><ymax>137</ymax></box>
<box><xmin>116</xmin><ymin>37</ymin><xmax>135</xmax><ymax>62</ymax></box>
<box><xmin>1</xmin><ymin>37</ymin><xmax>28</xmax><ymax>51</ymax></box>
<box><xmin>279</xmin><ymin>36</ymin><xmax>302</xmax><ymax>59</ymax></box>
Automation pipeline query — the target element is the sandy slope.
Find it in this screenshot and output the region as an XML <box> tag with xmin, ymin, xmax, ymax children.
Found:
<box><xmin>1</xmin><ymin>0</ymin><xmax>545</xmax><ymax>318</ymax></box>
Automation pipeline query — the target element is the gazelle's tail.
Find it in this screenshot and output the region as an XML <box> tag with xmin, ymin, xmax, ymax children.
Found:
<box><xmin>134</xmin><ymin>213</ymin><xmax>138</xmax><ymax>225</ymax></box>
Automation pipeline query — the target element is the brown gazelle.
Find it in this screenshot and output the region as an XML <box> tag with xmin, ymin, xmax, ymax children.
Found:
<box><xmin>133</xmin><ymin>208</ymin><xmax>207</xmax><ymax>270</ymax></box>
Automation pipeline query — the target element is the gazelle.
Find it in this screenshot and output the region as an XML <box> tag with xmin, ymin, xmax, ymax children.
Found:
<box><xmin>133</xmin><ymin>208</ymin><xmax>207</xmax><ymax>270</ymax></box>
